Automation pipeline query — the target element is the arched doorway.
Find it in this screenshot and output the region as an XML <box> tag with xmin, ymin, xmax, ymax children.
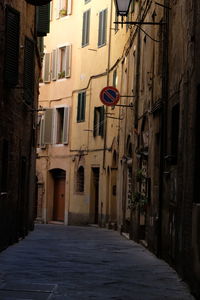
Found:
<box><xmin>50</xmin><ymin>169</ymin><xmax>66</xmax><ymax>222</ymax></box>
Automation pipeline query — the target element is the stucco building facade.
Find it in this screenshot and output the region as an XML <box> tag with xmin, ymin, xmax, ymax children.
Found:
<box><xmin>37</xmin><ymin>0</ymin><xmax>200</xmax><ymax>297</ymax></box>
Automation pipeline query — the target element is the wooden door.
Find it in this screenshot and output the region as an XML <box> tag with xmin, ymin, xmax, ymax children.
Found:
<box><xmin>53</xmin><ymin>177</ymin><xmax>65</xmax><ymax>222</ymax></box>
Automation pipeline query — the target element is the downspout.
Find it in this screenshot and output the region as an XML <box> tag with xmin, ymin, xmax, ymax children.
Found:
<box><xmin>103</xmin><ymin>0</ymin><xmax>113</xmax><ymax>169</ymax></box>
<box><xmin>157</xmin><ymin>0</ymin><xmax>169</xmax><ymax>257</ymax></box>
<box><xmin>134</xmin><ymin>3</ymin><xmax>141</xmax><ymax>242</ymax></box>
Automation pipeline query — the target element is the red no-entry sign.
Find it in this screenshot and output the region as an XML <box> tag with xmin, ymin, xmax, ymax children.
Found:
<box><xmin>100</xmin><ymin>86</ymin><xmax>120</xmax><ymax>106</ymax></box>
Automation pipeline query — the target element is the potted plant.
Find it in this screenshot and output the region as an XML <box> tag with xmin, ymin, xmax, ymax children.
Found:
<box><xmin>59</xmin><ymin>9</ymin><xmax>67</xmax><ymax>17</ymax></box>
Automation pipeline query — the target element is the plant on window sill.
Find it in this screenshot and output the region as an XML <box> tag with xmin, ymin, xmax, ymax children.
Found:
<box><xmin>59</xmin><ymin>9</ymin><xmax>67</xmax><ymax>17</ymax></box>
<box><xmin>58</xmin><ymin>71</ymin><xmax>65</xmax><ymax>79</ymax></box>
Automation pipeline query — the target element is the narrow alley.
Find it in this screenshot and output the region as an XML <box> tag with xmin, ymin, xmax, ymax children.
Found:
<box><xmin>0</xmin><ymin>225</ymin><xmax>194</xmax><ymax>300</ymax></box>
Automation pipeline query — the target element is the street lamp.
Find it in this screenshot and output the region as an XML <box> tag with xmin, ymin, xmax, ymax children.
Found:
<box><xmin>114</xmin><ymin>0</ymin><xmax>132</xmax><ymax>16</ymax></box>
<box><xmin>114</xmin><ymin>0</ymin><xmax>166</xmax><ymax>26</ymax></box>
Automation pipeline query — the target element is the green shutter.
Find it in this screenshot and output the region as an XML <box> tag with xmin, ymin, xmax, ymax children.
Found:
<box><xmin>93</xmin><ymin>107</ymin><xmax>97</xmax><ymax>137</ymax></box>
<box><xmin>5</xmin><ymin>6</ymin><xmax>20</xmax><ymax>87</ymax></box>
<box><xmin>77</xmin><ymin>93</ymin><xmax>81</xmax><ymax>121</ymax></box>
<box><xmin>36</xmin><ymin>4</ymin><xmax>50</xmax><ymax>37</ymax></box>
<box><xmin>24</xmin><ymin>38</ymin><xmax>35</xmax><ymax>105</ymax></box>
<box><xmin>81</xmin><ymin>92</ymin><xmax>86</xmax><ymax>121</ymax></box>
<box><xmin>77</xmin><ymin>92</ymin><xmax>86</xmax><ymax>122</ymax></box>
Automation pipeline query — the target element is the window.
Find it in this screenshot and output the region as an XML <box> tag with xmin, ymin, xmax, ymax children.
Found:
<box><xmin>41</xmin><ymin>107</ymin><xmax>70</xmax><ymax>145</ymax></box>
<box><xmin>77</xmin><ymin>92</ymin><xmax>86</xmax><ymax>122</ymax></box>
<box><xmin>93</xmin><ymin>106</ymin><xmax>104</xmax><ymax>137</ymax></box>
<box><xmin>46</xmin><ymin>45</ymin><xmax>71</xmax><ymax>81</ymax></box>
<box><xmin>5</xmin><ymin>6</ymin><xmax>20</xmax><ymax>87</ymax></box>
<box><xmin>56</xmin><ymin>45</ymin><xmax>71</xmax><ymax>79</ymax></box>
<box><xmin>58</xmin><ymin>47</ymin><xmax>66</xmax><ymax>78</ymax></box>
<box><xmin>82</xmin><ymin>9</ymin><xmax>90</xmax><ymax>47</ymax></box>
<box><xmin>98</xmin><ymin>9</ymin><xmax>107</xmax><ymax>47</ymax></box>
<box><xmin>56</xmin><ymin>0</ymin><xmax>72</xmax><ymax>18</ymax></box>
<box><xmin>76</xmin><ymin>166</ymin><xmax>84</xmax><ymax>193</ymax></box>
<box><xmin>24</xmin><ymin>38</ymin><xmax>35</xmax><ymax>105</ymax></box>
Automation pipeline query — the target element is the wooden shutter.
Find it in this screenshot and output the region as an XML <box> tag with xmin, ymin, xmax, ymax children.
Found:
<box><xmin>93</xmin><ymin>107</ymin><xmax>97</xmax><ymax>137</ymax></box>
<box><xmin>52</xmin><ymin>49</ymin><xmax>57</xmax><ymax>80</ymax></box>
<box><xmin>36</xmin><ymin>3</ymin><xmax>50</xmax><ymax>37</ymax></box>
<box><xmin>77</xmin><ymin>93</ymin><xmax>81</xmax><ymax>121</ymax></box>
<box><xmin>67</xmin><ymin>0</ymin><xmax>72</xmax><ymax>15</ymax></box>
<box><xmin>102</xmin><ymin>9</ymin><xmax>107</xmax><ymax>45</ymax></box>
<box><xmin>65</xmin><ymin>45</ymin><xmax>72</xmax><ymax>78</ymax></box>
<box><xmin>99</xmin><ymin>106</ymin><xmax>105</xmax><ymax>137</ymax></box>
<box><xmin>43</xmin><ymin>53</ymin><xmax>51</xmax><ymax>82</ymax></box>
<box><xmin>24</xmin><ymin>38</ymin><xmax>35</xmax><ymax>105</ymax></box>
<box><xmin>5</xmin><ymin>6</ymin><xmax>20</xmax><ymax>87</ymax></box>
<box><xmin>98</xmin><ymin>9</ymin><xmax>107</xmax><ymax>47</ymax></box>
<box><xmin>39</xmin><ymin>116</ymin><xmax>45</xmax><ymax>148</ymax></box>
<box><xmin>56</xmin><ymin>0</ymin><xmax>61</xmax><ymax>19</ymax></box>
<box><xmin>82</xmin><ymin>10</ymin><xmax>90</xmax><ymax>47</ymax></box>
<box><xmin>63</xmin><ymin>107</ymin><xmax>70</xmax><ymax>144</ymax></box>
<box><xmin>77</xmin><ymin>92</ymin><xmax>86</xmax><ymax>122</ymax></box>
<box><xmin>43</xmin><ymin>109</ymin><xmax>53</xmax><ymax>144</ymax></box>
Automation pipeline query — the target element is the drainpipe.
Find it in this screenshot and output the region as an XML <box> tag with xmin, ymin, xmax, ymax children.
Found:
<box><xmin>157</xmin><ymin>0</ymin><xmax>169</xmax><ymax>257</ymax></box>
<box><xmin>103</xmin><ymin>0</ymin><xmax>113</xmax><ymax>169</ymax></box>
<box><xmin>133</xmin><ymin>3</ymin><xmax>141</xmax><ymax>242</ymax></box>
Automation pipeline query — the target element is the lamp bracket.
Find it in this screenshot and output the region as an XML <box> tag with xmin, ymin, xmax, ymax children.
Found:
<box><xmin>114</xmin><ymin>21</ymin><xmax>166</xmax><ymax>25</ymax></box>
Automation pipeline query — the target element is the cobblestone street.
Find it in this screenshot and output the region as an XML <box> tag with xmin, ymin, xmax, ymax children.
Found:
<box><xmin>0</xmin><ymin>225</ymin><xmax>194</xmax><ymax>299</ymax></box>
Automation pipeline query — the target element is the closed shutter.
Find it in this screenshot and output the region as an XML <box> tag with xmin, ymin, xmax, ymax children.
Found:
<box><xmin>5</xmin><ymin>6</ymin><xmax>20</xmax><ymax>87</ymax></box>
<box><xmin>99</xmin><ymin>106</ymin><xmax>105</xmax><ymax>137</ymax></box>
<box><xmin>93</xmin><ymin>108</ymin><xmax>97</xmax><ymax>137</ymax></box>
<box><xmin>43</xmin><ymin>53</ymin><xmax>51</xmax><ymax>82</ymax></box>
<box><xmin>77</xmin><ymin>93</ymin><xmax>81</xmax><ymax>121</ymax></box>
<box><xmin>65</xmin><ymin>44</ymin><xmax>72</xmax><ymax>78</ymax></box>
<box><xmin>98</xmin><ymin>9</ymin><xmax>107</xmax><ymax>47</ymax></box>
<box><xmin>24</xmin><ymin>38</ymin><xmax>35</xmax><ymax>105</ymax></box>
<box><xmin>36</xmin><ymin>3</ymin><xmax>50</xmax><ymax>37</ymax></box>
<box><xmin>82</xmin><ymin>10</ymin><xmax>90</xmax><ymax>47</ymax></box>
<box><xmin>52</xmin><ymin>49</ymin><xmax>57</xmax><ymax>80</ymax></box>
<box><xmin>77</xmin><ymin>92</ymin><xmax>86</xmax><ymax>122</ymax></box>
<box><xmin>43</xmin><ymin>108</ymin><xmax>53</xmax><ymax>144</ymax></box>
<box><xmin>63</xmin><ymin>107</ymin><xmax>70</xmax><ymax>144</ymax></box>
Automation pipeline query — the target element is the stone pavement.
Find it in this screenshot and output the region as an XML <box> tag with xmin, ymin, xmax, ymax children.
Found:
<box><xmin>0</xmin><ymin>224</ymin><xmax>194</xmax><ymax>300</ymax></box>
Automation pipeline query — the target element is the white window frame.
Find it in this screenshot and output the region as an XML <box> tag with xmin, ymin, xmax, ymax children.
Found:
<box><xmin>56</xmin><ymin>0</ymin><xmax>72</xmax><ymax>19</ymax></box>
<box><xmin>57</xmin><ymin>44</ymin><xmax>72</xmax><ymax>80</ymax></box>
